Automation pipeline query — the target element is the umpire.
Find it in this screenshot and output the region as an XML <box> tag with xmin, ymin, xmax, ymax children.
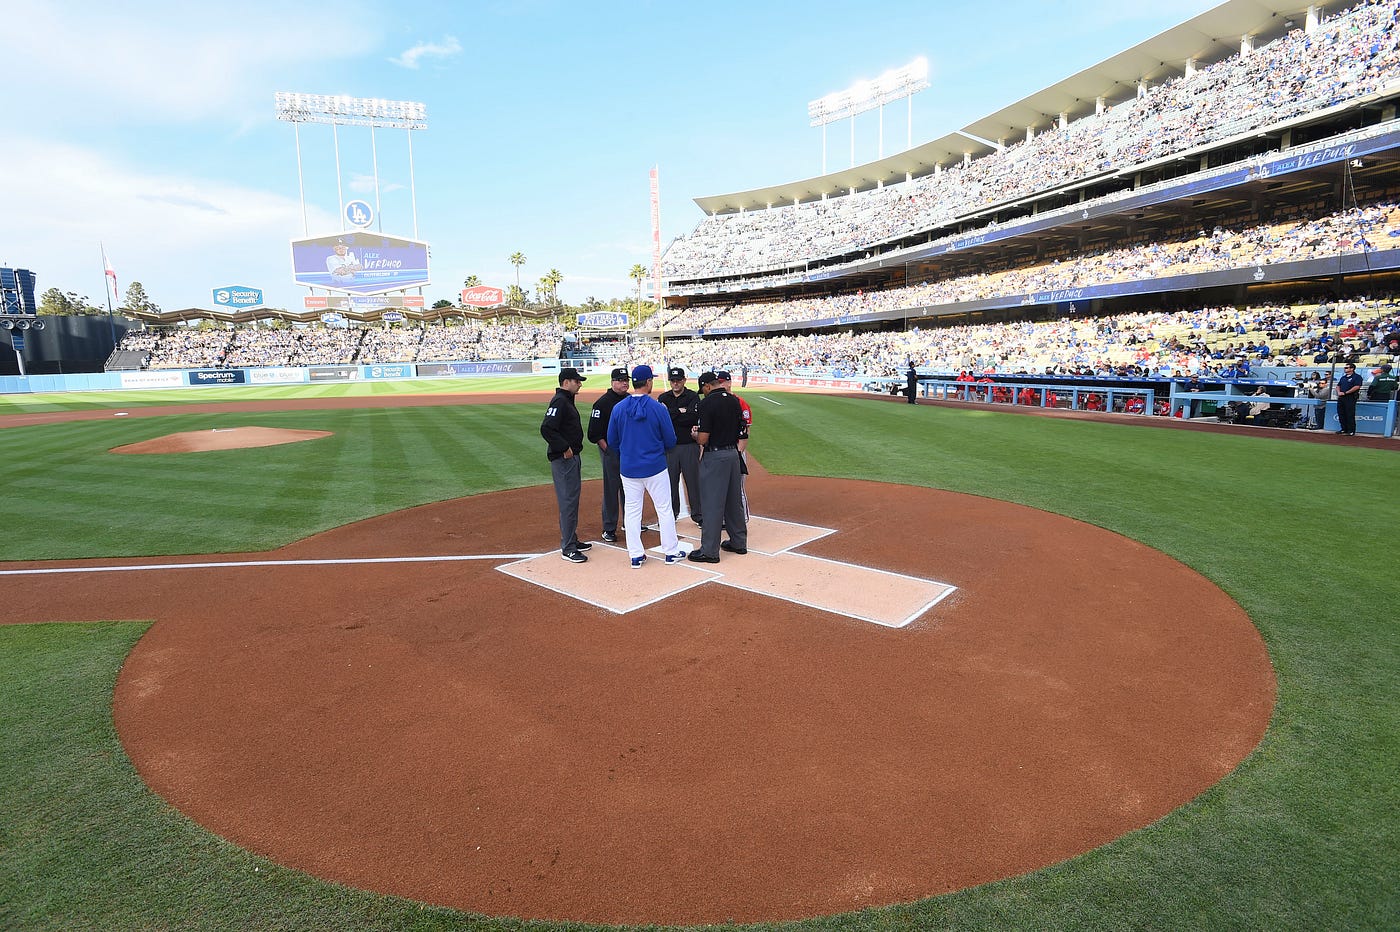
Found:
<box><xmin>688</xmin><ymin>371</ymin><xmax>748</xmax><ymax>563</ymax></box>
<box><xmin>540</xmin><ymin>367</ymin><xmax>591</xmax><ymax>563</ymax></box>
<box><xmin>588</xmin><ymin>367</ymin><xmax>631</xmax><ymax>542</ymax></box>
<box><xmin>659</xmin><ymin>366</ymin><xmax>702</xmax><ymax>528</ymax></box>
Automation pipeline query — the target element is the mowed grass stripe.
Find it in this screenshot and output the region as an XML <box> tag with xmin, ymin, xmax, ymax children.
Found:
<box><xmin>1</xmin><ymin>392</ymin><xmax>1396</xmax><ymax>930</ymax></box>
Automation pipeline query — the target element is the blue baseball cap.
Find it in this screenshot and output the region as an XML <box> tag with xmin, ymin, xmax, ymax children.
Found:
<box><xmin>631</xmin><ymin>364</ymin><xmax>655</xmax><ymax>382</ymax></box>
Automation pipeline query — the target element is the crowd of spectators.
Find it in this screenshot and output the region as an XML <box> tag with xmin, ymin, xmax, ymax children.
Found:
<box><xmin>662</xmin><ymin>0</ymin><xmax>1400</xmax><ymax>281</ymax></box>
<box><xmin>631</xmin><ymin>299</ymin><xmax>1400</xmax><ymax>382</ymax></box>
<box><xmin>649</xmin><ymin>201</ymin><xmax>1400</xmax><ymax>333</ymax></box>
<box><xmin>124</xmin><ymin>320</ymin><xmax>566</xmax><ymax>370</ymax></box>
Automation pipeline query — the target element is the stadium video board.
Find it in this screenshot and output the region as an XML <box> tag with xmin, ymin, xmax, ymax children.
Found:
<box><xmin>291</xmin><ymin>231</ymin><xmax>430</xmax><ymax>295</ymax></box>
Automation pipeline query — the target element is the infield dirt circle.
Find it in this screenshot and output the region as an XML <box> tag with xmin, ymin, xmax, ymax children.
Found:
<box><xmin>0</xmin><ymin>446</ymin><xmax>1272</xmax><ymax>926</ymax></box>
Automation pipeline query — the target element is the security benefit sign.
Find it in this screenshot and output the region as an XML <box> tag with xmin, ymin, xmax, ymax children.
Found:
<box><xmin>212</xmin><ymin>285</ymin><xmax>264</xmax><ymax>310</ymax></box>
<box><xmin>291</xmin><ymin>231</ymin><xmax>430</xmax><ymax>295</ymax></box>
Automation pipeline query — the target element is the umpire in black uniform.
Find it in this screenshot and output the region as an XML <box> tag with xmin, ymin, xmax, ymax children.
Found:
<box><xmin>659</xmin><ymin>366</ymin><xmax>702</xmax><ymax>528</ymax></box>
<box><xmin>588</xmin><ymin>367</ymin><xmax>630</xmax><ymax>542</ymax></box>
<box><xmin>688</xmin><ymin>371</ymin><xmax>747</xmax><ymax>563</ymax></box>
<box><xmin>540</xmin><ymin>367</ymin><xmax>591</xmax><ymax>563</ymax></box>
<box><xmin>905</xmin><ymin>361</ymin><xmax>919</xmax><ymax>404</ymax></box>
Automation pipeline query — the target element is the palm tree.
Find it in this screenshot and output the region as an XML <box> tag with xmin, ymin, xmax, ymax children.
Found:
<box><xmin>509</xmin><ymin>253</ymin><xmax>526</xmax><ymax>306</ymax></box>
<box><xmin>462</xmin><ymin>274</ymin><xmax>481</xmax><ymax>289</ymax></box>
<box><xmin>628</xmin><ymin>263</ymin><xmax>647</xmax><ymax>327</ymax></box>
<box><xmin>545</xmin><ymin>268</ymin><xmax>563</xmax><ymax>305</ymax></box>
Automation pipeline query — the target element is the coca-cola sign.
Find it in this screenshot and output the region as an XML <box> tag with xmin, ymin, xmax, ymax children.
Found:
<box><xmin>461</xmin><ymin>286</ymin><xmax>505</xmax><ymax>308</ymax></box>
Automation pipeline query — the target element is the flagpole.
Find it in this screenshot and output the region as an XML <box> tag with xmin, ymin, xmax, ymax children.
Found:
<box><xmin>100</xmin><ymin>244</ymin><xmax>117</xmax><ymax>353</ymax></box>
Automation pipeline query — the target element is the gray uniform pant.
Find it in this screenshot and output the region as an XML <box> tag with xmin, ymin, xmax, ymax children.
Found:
<box><xmin>698</xmin><ymin>448</ymin><xmax>747</xmax><ymax>557</ymax></box>
<box><xmin>550</xmin><ymin>455</ymin><xmax>581</xmax><ymax>552</ymax></box>
<box><xmin>666</xmin><ymin>443</ymin><xmax>701</xmax><ymax>522</ymax></box>
<box><xmin>599</xmin><ymin>446</ymin><xmax>623</xmax><ymax>535</ymax></box>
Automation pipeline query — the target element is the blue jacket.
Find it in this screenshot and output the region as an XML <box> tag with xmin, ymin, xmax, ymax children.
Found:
<box><xmin>606</xmin><ymin>393</ymin><xmax>676</xmax><ymax>478</ymax></box>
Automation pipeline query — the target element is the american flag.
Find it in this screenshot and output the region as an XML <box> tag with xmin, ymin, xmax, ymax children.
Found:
<box><xmin>102</xmin><ymin>245</ymin><xmax>119</xmax><ymax>306</ymax></box>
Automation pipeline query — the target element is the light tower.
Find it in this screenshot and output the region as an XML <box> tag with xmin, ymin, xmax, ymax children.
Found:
<box><xmin>808</xmin><ymin>57</ymin><xmax>929</xmax><ymax>174</ymax></box>
<box><xmin>274</xmin><ymin>93</ymin><xmax>428</xmax><ymax>238</ymax></box>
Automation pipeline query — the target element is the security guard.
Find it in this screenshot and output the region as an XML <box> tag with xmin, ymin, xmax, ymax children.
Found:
<box><xmin>689</xmin><ymin>371</ymin><xmax>747</xmax><ymax>563</ymax></box>
<box><xmin>659</xmin><ymin>366</ymin><xmax>702</xmax><ymax>528</ymax></box>
<box><xmin>588</xmin><ymin>367</ymin><xmax>631</xmax><ymax>542</ymax></box>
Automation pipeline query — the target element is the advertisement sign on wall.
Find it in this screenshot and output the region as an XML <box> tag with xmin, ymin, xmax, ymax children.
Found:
<box><xmin>249</xmin><ymin>367</ymin><xmax>305</xmax><ymax>385</ymax></box>
<box><xmin>577</xmin><ymin>311</ymin><xmax>630</xmax><ymax>329</ymax></box>
<box><xmin>363</xmin><ymin>364</ymin><xmax>414</xmax><ymax>380</ymax></box>
<box><xmin>292</xmin><ymin>231</ymin><xmax>430</xmax><ymax>295</ymax></box>
<box><xmin>189</xmin><ymin>369</ymin><xmax>247</xmax><ymax>385</ymax></box>
<box><xmin>461</xmin><ymin>286</ymin><xmax>505</xmax><ymax>308</ymax></box>
<box><xmin>212</xmin><ymin>286</ymin><xmax>265</xmax><ymax>309</ymax></box>
<box><xmin>309</xmin><ymin>365</ymin><xmax>359</xmax><ymax>382</ymax></box>
<box><xmin>120</xmin><ymin>371</ymin><xmax>183</xmax><ymax>389</ymax></box>
<box><xmin>416</xmin><ymin>360</ymin><xmax>533</xmax><ymax>377</ymax></box>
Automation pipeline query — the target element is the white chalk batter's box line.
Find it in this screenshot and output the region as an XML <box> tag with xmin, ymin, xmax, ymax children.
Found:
<box><xmin>0</xmin><ymin>520</ymin><xmax>956</xmax><ymax>629</ymax></box>
<box><xmin>709</xmin><ymin>550</ymin><xmax>958</xmax><ymax>628</ymax></box>
<box><xmin>496</xmin><ymin>542</ymin><xmax>722</xmax><ymax>616</ymax></box>
<box><xmin>0</xmin><ymin>554</ymin><xmax>543</xmax><ymax>576</ymax></box>
<box><xmin>499</xmin><ymin>517</ymin><xmax>957</xmax><ymax>628</ymax></box>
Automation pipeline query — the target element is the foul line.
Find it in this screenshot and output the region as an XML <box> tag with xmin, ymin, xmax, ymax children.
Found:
<box><xmin>759</xmin><ymin>395</ymin><xmax>784</xmax><ymax>406</ymax></box>
<box><xmin>0</xmin><ymin>554</ymin><xmax>541</xmax><ymax>577</ymax></box>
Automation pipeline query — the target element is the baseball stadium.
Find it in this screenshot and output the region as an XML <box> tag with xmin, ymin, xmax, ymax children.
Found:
<box><xmin>3</xmin><ymin>1</ymin><xmax>1398</xmax><ymax>930</ymax></box>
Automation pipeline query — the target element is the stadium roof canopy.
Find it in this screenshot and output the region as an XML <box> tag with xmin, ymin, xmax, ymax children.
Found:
<box><xmin>694</xmin><ymin>0</ymin><xmax>1323</xmax><ymax>215</ymax></box>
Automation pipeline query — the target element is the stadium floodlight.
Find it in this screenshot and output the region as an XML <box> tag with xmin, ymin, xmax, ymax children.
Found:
<box><xmin>276</xmin><ymin>91</ymin><xmax>428</xmax><ymax>241</ymax></box>
<box><xmin>809</xmin><ymin>57</ymin><xmax>930</xmax><ymax>171</ymax></box>
<box><xmin>274</xmin><ymin>92</ymin><xmax>428</xmax><ymax>130</ymax></box>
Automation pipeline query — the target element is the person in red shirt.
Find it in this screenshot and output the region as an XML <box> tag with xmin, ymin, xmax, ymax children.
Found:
<box><xmin>1017</xmin><ymin>386</ymin><xmax>1038</xmax><ymax>406</ymax></box>
<box><xmin>718</xmin><ymin>371</ymin><xmax>752</xmax><ymax>520</ymax></box>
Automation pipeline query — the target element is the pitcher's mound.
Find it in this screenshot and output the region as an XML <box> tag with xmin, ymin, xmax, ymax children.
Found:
<box><xmin>111</xmin><ymin>426</ymin><xmax>331</xmax><ymax>454</ymax></box>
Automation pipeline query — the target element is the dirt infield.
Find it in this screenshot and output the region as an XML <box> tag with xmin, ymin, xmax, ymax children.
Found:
<box><xmin>1</xmin><ymin>456</ymin><xmax>1274</xmax><ymax>925</ymax></box>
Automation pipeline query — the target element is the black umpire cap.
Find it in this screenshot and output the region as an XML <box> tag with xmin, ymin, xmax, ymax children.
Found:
<box><xmin>610</xmin><ymin>367</ymin><xmax>629</xmax><ymax>381</ymax></box>
<box><xmin>557</xmin><ymin>367</ymin><xmax>586</xmax><ymax>383</ymax></box>
<box><xmin>668</xmin><ymin>366</ymin><xmax>686</xmax><ymax>381</ymax></box>
<box><xmin>698</xmin><ymin>371</ymin><xmax>718</xmax><ymax>387</ymax></box>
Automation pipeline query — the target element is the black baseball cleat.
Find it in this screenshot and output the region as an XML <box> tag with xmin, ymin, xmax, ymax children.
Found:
<box><xmin>601</xmin><ymin>531</ymin><xmax>617</xmax><ymax>543</ymax></box>
<box><xmin>687</xmin><ymin>551</ymin><xmax>720</xmax><ymax>564</ymax></box>
<box><xmin>720</xmin><ymin>540</ymin><xmax>747</xmax><ymax>554</ymax></box>
<box><xmin>570</xmin><ymin>540</ymin><xmax>593</xmax><ymax>552</ymax></box>
<box><xmin>560</xmin><ymin>548</ymin><xmax>588</xmax><ymax>563</ymax></box>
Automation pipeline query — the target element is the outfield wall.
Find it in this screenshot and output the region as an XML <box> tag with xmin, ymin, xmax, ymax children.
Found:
<box><xmin>0</xmin><ymin>359</ymin><xmax>553</xmax><ymax>395</ymax></box>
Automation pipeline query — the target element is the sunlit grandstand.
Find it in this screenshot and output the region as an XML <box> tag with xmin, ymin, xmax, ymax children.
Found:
<box><xmin>652</xmin><ymin>0</ymin><xmax>1400</xmax><ymax>342</ymax></box>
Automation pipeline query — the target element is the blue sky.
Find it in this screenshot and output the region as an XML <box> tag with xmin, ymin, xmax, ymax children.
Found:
<box><xmin>6</xmin><ymin>0</ymin><xmax>1218</xmax><ymax>312</ymax></box>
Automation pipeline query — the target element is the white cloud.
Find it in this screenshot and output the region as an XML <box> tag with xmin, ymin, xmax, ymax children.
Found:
<box><xmin>389</xmin><ymin>36</ymin><xmax>463</xmax><ymax>70</ymax></box>
<box><xmin>5</xmin><ymin>1</ymin><xmax>379</xmax><ymax>125</ymax></box>
<box><xmin>348</xmin><ymin>174</ymin><xmax>406</xmax><ymax>195</ymax></box>
<box><xmin>0</xmin><ymin>137</ymin><xmax>331</xmax><ymax>310</ymax></box>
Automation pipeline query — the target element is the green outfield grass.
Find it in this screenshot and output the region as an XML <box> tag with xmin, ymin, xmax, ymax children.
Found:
<box><xmin>1</xmin><ymin>393</ymin><xmax>1397</xmax><ymax>930</ymax></box>
<box><xmin>0</xmin><ymin>375</ymin><xmax>563</xmax><ymax>414</ymax></box>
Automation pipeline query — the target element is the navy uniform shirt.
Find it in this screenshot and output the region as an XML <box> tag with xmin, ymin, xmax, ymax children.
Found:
<box><xmin>698</xmin><ymin>387</ymin><xmax>743</xmax><ymax>449</ymax></box>
<box><xmin>540</xmin><ymin>387</ymin><xmax>583</xmax><ymax>460</ymax></box>
<box><xmin>588</xmin><ymin>388</ymin><xmax>628</xmax><ymax>445</ymax></box>
<box><xmin>659</xmin><ymin>387</ymin><xmax>702</xmax><ymax>445</ymax></box>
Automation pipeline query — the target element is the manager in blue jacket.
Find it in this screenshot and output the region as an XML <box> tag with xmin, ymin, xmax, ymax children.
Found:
<box><xmin>606</xmin><ymin>365</ymin><xmax>688</xmax><ymax>568</ymax></box>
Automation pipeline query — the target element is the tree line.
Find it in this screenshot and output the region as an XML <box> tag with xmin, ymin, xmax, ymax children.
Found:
<box><xmin>37</xmin><ymin>255</ymin><xmax>659</xmax><ymax>328</ymax></box>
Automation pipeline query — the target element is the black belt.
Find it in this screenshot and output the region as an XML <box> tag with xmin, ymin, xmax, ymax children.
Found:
<box><xmin>705</xmin><ymin>444</ymin><xmax>737</xmax><ymax>452</ymax></box>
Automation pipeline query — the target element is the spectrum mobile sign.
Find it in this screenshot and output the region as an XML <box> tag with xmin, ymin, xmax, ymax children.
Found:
<box><xmin>292</xmin><ymin>231</ymin><xmax>430</xmax><ymax>295</ymax></box>
<box><xmin>212</xmin><ymin>285</ymin><xmax>264</xmax><ymax>309</ymax></box>
<box><xmin>461</xmin><ymin>285</ymin><xmax>505</xmax><ymax>308</ymax></box>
